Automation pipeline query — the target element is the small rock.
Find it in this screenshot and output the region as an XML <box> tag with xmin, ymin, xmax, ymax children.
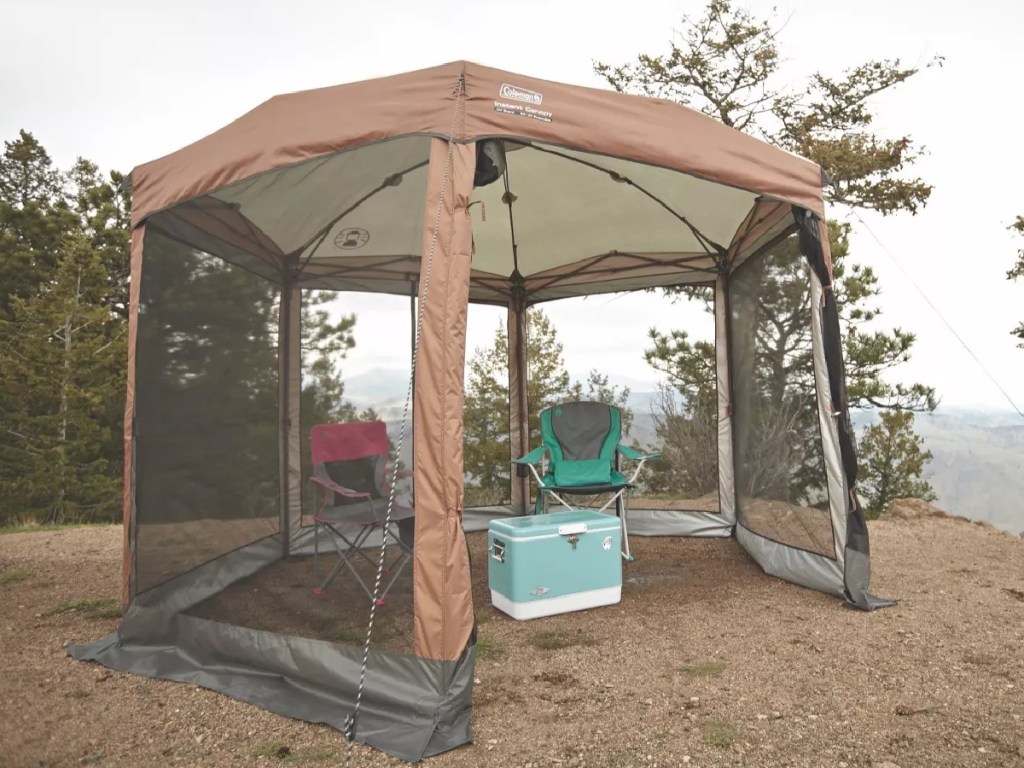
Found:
<box><xmin>95</xmin><ymin>670</ymin><xmax>111</xmax><ymax>683</ymax></box>
<box><xmin>756</xmin><ymin>714</ymin><xmax>768</xmax><ymax>721</ymax></box>
<box><xmin>807</xmin><ymin>714</ymin><xmax>818</xmax><ymax>720</ymax></box>
<box><xmin>643</xmin><ymin>698</ymin><xmax>653</xmax><ymax>706</ymax></box>
<box><xmin>872</xmin><ymin>762</ymin><xmax>901</xmax><ymax>768</ymax></box>
<box><xmin>840</xmin><ymin>763</ymin><xmax>848</xmax><ymax>768</ymax></box>
<box><xmin>486</xmin><ymin>739</ymin><xmax>497</xmax><ymax>745</ymax></box>
<box><xmin>682</xmin><ymin>757</ymin><xmax>691</xmax><ymax>764</ymax></box>
<box><xmin>977</xmin><ymin>747</ymin><xmax>987</xmax><ymax>754</ymax></box>
<box><xmin>770</xmin><ymin>711</ymin><xmax>782</xmax><ymax>720</ymax></box>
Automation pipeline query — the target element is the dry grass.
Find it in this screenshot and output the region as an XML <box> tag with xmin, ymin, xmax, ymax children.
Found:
<box><xmin>1</xmin><ymin>517</ymin><xmax>1023</xmax><ymax>768</ymax></box>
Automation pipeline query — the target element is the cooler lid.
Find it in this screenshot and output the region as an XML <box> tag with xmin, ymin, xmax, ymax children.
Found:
<box><xmin>489</xmin><ymin>509</ymin><xmax>621</xmax><ymax>537</ymax></box>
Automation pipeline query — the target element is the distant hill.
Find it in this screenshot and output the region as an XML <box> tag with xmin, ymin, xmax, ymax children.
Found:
<box><xmin>853</xmin><ymin>407</ymin><xmax>1024</xmax><ymax>535</ymax></box>
<box><xmin>340</xmin><ymin>368</ymin><xmax>1024</xmax><ymax>535</ymax></box>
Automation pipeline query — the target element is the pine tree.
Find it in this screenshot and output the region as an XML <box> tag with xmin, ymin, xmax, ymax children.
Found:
<box><xmin>857</xmin><ymin>411</ymin><xmax>936</xmax><ymax>518</ymax></box>
<box><xmin>0</xmin><ymin>237</ymin><xmax>124</xmax><ymax>524</ymax></box>
<box><xmin>594</xmin><ymin>1</ymin><xmax>938</xmax><ymax>503</ymax></box>
<box><xmin>0</xmin><ymin>131</ymin><xmax>78</xmax><ymax>318</ymax></box>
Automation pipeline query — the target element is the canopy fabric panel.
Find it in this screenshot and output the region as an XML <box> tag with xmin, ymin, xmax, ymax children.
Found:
<box><xmin>129</xmin><ymin>61</ymin><xmax>824</xmax><ymax>228</ymax></box>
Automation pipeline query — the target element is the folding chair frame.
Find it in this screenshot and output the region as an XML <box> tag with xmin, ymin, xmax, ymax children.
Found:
<box><xmin>308</xmin><ymin>422</ymin><xmax>414</xmax><ymax>605</ymax></box>
<box><xmin>514</xmin><ymin>444</ymin><xmax>656</xmax><ymax>561</ymax></box>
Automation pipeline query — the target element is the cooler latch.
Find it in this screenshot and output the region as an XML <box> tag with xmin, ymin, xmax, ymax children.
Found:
<box><xmin>558</xmin><ymin>522</ymin><xmax>587</xmax><ymax>550</ymax></box>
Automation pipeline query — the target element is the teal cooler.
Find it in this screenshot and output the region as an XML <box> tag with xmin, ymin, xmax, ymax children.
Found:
<box><xmin>487</xmin><ymin>509</ymin><xmax>622</xmax><ymax>620</ymax></box>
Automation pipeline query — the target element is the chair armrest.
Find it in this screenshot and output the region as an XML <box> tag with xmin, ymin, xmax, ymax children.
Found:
<box><xmin>617</xmin><ymin>444</ymin><xmax>661</xmax><ymax>462</ymax></box>
<box><xmin>513</xmin><ymin>445</ymin><xmax>547</xmax><ymax>465</ymax></box>
<box><xmin>310</xmin><ymin>475</ymin><xmax>371</xmax><ymax>499</ymax></box>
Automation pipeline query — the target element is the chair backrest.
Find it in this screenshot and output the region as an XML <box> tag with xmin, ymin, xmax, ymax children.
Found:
<box><xmin>310</xmin><ymin>421</ymin><xmax>389</xmax><ymax>502</ymax></box>
<box><xmin>539</xmin><ymin>402</ymin><xmax>622</xmax><ymax>487</ymax></box>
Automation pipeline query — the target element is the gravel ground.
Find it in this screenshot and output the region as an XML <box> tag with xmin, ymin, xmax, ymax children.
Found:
<box><xmin>1</xmin><ymin>516</ymin><xmax>1022</xmax><ymax>768</ymax></box>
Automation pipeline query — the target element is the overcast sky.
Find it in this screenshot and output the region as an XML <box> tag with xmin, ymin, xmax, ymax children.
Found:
<box><xmin>3</xmin><ymin>0</ymin><xmax>1023</xmax><ymax>411</ymax></box>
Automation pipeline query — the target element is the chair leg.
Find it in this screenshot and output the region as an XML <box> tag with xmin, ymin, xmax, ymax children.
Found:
<box><xmin>313</xmin><ymin>521</ymin><xmax>320</xmax><ymax>580</ymax></box>
<box><xmin>620</xmin><ymin>492</ymin><xmax>634</xmax><ymax>562</ymax></box>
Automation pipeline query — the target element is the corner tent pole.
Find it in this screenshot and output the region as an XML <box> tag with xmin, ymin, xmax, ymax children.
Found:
<box><xmin>411</xmin><ymin>134</ymin><xmax>476</xmax><ymax>661</ymax></box>
<box><xmin>122</xmin><ymin>222</ymin><xmax>145</xmax><ymax>607</ymax></box>
<box><xmin>278</xmin><ymin>280</ymin><xmax>302</xmax><ymax>557</ymax></box>
<box><xmin>715</xmin><ymin>270</ymin><xmax>737</xmax><ymax>527</ymax></box>
<box><xmin>410</xmin><ymin>278</ymin><xmax>417</xmax><ymax>468</ymax></box>
<box><xmin>508</xmin><ymin>290</ymin><xmax>529</xmax><ymax>514</ymax></box>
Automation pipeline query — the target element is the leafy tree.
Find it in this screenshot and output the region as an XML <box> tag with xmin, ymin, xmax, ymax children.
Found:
<box><xmin>594</xmin><ymin>1</ymin><xmax>938</xmax><ymax>504</ymax></box>
<box><xmin>1009</xmin><ymin>216</ymin><xmax>1024</xmax><ymax>346</ymax></box>
<box><xmin>857</xmin><ymin>410</ymin><xmax>936</xmax><ymax>518</ymax></box>
<box><xmin>462</xmin><ymin>308</ymin><xmax>631</xmax><ymax>506</ymax></box>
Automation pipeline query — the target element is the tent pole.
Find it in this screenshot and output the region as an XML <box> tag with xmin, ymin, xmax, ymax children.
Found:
<box><xmin>508</xmin><ymin>289</ymin><xmax>530</xmax><ymax>514</ymax></box>
<box><xmin>278</xmin><ymin>280</ymin><xmax>302</xmax><ymax>557</ymax></box>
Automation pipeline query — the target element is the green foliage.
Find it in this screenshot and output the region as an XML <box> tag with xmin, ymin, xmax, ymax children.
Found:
<box><xmin>1</xmin><ymin>239</ymin><xmax>125</xmax><ymax>523</ymax></box>
<box><xmin>594</xmin><ymin>0</ymin><xmax>939</xmax><ymax>215</ymax></box>
<box><xmin>858</xmin><ymin>410</ymin><xmax>935</xmax><ymax>518</ymax></box>
<box><xmin>528</xmin><ymin>628</ymin><xmax>598</xmax><ymax>651</ymax></box>
<box><xmin>642</xmin><ymin>287</ymin><xmax>720</xmax><ymax>497</ymax></box>
<box><xmin>49</xmin><ymin>596</ymin><xmax>122</xmax><ymax>619</ymax></box>
<box><xmin>462</xmin><ymin>308</ymin><xmax>632</xmax><ymax>506</ymax></box>
<box><xmin>679</xmin><ymin>660</ymin><xmax>727</xmax><ymax>678</ymax></box>
<box><xmin>0</xmin><ymin>568</ymin><xmax>31</xmax><ymax>585</ymax></box>
<box><xmin>1009</xmin><ymin>216</ymin><xmax>1024</xmax><ymax>346</ymax></box>
<box><xmin>596</xmin><ymin>4</ymin><xmax>938</xmax><ymax>503</ymax></box>
<box><xmin>475</xmin><ymin>634</ymin><xmax>506</xmax><ymax>659</ymax></box>
<box><xmin>704</xmin><ymin>719</ymin><xmax>738</xmax><ymax>748</ymax></box>
<box><xmin>0</xmin><ymin>132</ymin><xmax>129</xmax><ymax>527</ymax></box>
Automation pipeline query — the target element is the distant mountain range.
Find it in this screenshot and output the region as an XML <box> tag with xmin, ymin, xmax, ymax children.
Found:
<box><xmin>853</xmin><ymin>407</ymin><xmax>1024</xmax><ymax>535</ymax></box>
<box><xmin>341</xmin><ymin>367</ymin><xmax>1024</xmax><ymax>535</ymax></box>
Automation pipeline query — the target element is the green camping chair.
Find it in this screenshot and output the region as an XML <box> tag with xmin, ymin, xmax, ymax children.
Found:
<box><xmin>513</xmin><ymin>401</ymin><xmax>660</xmax><ymax>561</ymax></box>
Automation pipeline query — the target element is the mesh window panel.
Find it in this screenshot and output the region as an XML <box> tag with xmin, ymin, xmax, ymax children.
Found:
<box><xmin>631</xmin><ymin>285</ymin><xmax>721</xmax><ymax>515</ymax></box>
<box><xmin>729</xmin><ymin>232</ymin><xmax>836</xmax><ymax>558</ymax></box>
<box><xmin>505</xmin><ymin>294</ymin><xmax>720</xmax><ymax>519</ymax></box>
<box><xmin>463</xmin><ymin>304</ymin><xmax>514</xmax><ymax>508</ymax></box>
<box><xmin>134</xmin><ymin>227</ymin><xmax>281</xmax><ymax>593</ymax></box>
<box><xmin>188</xmin><ymin>288</ymin><xmax>420</xmax><ymax>653</ymax></box>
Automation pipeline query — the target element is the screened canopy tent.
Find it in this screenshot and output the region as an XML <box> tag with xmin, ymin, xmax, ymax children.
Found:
<box><xmin>71</xmin><ymin>61</ymin><xmax>889</xmax><ymax>762</ymax></box>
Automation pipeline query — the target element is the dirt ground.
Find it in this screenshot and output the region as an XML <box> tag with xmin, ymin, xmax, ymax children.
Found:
<box><xmin>1</xmin><ymin>516</ymin><xmax>1022</xmax><ymax>768</ymax></box>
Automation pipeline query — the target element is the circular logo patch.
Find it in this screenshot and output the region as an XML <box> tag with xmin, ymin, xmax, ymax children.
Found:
<box><xmin>335</xmin><ymin>227</ymin><xmax>370</xmax><ymax>250</ymax></box>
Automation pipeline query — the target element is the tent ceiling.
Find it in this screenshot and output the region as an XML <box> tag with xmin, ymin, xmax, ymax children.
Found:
<box><xmin>166</xmin><ymin>136</ymin><xmax>773</xmax><ymax>302</ymax></box>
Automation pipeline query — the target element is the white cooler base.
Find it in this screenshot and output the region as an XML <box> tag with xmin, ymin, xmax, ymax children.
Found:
<box><xmin>490</xmin><ymin>585</ymin><xmax>621</xmax><ymax>620</ymax></box>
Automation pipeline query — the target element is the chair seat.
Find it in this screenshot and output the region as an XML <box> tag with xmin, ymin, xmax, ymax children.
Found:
<box><xmin>540</xmin><ymin>470</ymin><xmax>630</xmax><ymax>494</ymax></box>
<box><xmin>314</xmin><ymin>500</ymin><xmax>407</xmax><ymax>528</ymax></box>
<box><xmin>309</xmin><ymin>421</ymin><xmax>415</xmax><ymax>602</ymax></box>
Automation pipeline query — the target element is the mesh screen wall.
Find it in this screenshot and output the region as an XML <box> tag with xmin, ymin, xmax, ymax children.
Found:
<box><xmin>134</xmin><ymin>227</ymin><xmax>281</xmax><ymax>593</ymax></box>
<box><xmin>729</xmin><ymin>232</ymin><xmax>836</xmax><ymax>558</ymax></box>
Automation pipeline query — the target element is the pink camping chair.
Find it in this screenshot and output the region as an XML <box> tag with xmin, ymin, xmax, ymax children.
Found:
<box><xmin>310</xmin><ymin>421</ymin><xmax>414</xmax><ymax>605</ymax></box>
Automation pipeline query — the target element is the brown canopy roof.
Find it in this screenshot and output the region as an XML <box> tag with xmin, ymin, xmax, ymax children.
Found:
<box><xmin>131</xmin><ymin>60</ymin><xmax>825</xmax><ymax>228</ymax></box>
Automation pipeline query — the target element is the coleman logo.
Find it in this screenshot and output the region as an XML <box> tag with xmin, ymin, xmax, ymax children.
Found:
<box><xmin>499</xmin><ymin>83</ymin><xmax>543</xmax><ymax>105</ymax></box>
